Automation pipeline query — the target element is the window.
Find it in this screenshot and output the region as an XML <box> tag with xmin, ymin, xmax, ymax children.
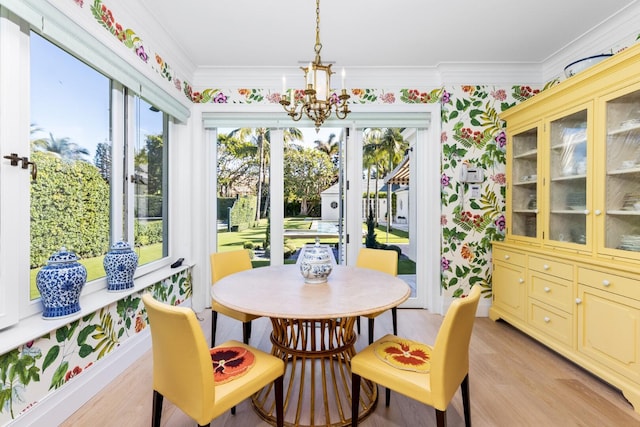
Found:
<box><xmin>29</xmin><ymin>32</ymin><xmax>112</xmax><ymax>299</ymax></box>
<box><xmin>133</xmin><ymin>97</ymin><xmax>168</xmax><ymax>265</ymax></box>
<box><xmin>23</xmin><ymin>32</ymin><xmax>169</xmax><ymax>312</ymax></box>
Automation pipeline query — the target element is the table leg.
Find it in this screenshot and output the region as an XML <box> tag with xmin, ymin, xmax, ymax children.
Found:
<box><xmin>252</xmin><ymin>317</ymin><xmax>377</xmax><ymax>427</ymax></box>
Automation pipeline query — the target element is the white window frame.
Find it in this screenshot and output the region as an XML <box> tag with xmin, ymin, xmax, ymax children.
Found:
<box><xmin>0</xmin><ymin>9</ymin><xmax>176</xmax><ymax>335</ymax></box>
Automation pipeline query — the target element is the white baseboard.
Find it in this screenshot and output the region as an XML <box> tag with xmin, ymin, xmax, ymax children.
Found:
<box><xmin>439</xmin><ymin>297</ymin><xmax>492</xmax><ymax>318</ymax></box>
<box><xmin>8</xmin><ymin>329</ymin><xmax>151</xmax><ymax>427</ymax></box>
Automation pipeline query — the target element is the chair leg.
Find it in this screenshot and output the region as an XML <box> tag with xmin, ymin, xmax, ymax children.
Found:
<box><xmin>351</xmin><ymin>373</ymin><xmax>361</xmax><ymax>426</ymax></box>
<box><xmin>435</xmin><ymin>408</ymin><xmax>447</xmax><ymax>427</ymax></box>
<box><xmin>211</xmin><ymin>310</ymin><xmax>218</xmax><ymax>347</ymax></box>
<box><xmin>391</xmin><ymin>307</ymin><xmax>398</xmax><ymax>336</ymax></box>
<box><xmin>152</xmin><ymin>390</ymin><xmax>163</xmax><ymax>427</ymax></box>
<box><xmin>385</xmin><ymin>387</ymin><xmax>391</xmax><ymax>407</ymax></box>
<box><xmin>461</xmin><ymin>374</ymin><xmax>471</xmax><ymax>427</ymax></box>
<box><xmin>356</xmin><ymin>316</ymin><xmax>361</xmax><ymax>334</ymax></box>
<box><xmin>275</xmin><ymin>375</ymin><xmax>284</xmax><ymax>427</ymax></box>
<box><xmin>231</xmin><ymin>406</ymin><xmax>236</xmax><ymax>415</ymax></box>
<box><xmin>368</xmin><ymin>318</ymin><xmax>375</xmax><ymax>345</ymax></box>
<box><xmin>242</xmin><ymin>321</ymin><xmax>251</xmax><ymax>344</ymax></box>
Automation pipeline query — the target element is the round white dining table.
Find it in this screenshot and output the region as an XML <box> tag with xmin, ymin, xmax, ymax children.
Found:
<box><xmin>211</xmin><ymin>264</ymin><xmax>410</xmax><ymax>427</ymax></box>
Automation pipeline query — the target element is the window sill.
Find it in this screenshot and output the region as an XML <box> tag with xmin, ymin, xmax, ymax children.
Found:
<box><xmin>0</xmin><ymin>264</ymin><xmax>191</xmax><ymax>355</ymax></box>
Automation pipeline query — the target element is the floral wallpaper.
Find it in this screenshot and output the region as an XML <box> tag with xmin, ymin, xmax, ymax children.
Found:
<box><xmin>0</xmin><ymin>269</ymin><xmax>191</xmax><ymax>424</ymax></box>
<box><xmin>439</xmin><ymin>85</ymin><xmax>541</xmax><ymax>298</ymax></box>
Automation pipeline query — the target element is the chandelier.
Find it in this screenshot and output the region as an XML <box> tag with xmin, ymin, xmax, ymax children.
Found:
<box><xmin>280</xmin><ymin>0</ymin><xmax>350</xmax><ymax>130</ymax></box>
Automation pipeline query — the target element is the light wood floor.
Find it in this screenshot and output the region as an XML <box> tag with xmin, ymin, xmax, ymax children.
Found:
<box><xmin>61</xmin><ymin>308</ymin><xmax>640</xmax><ymax>427</ymax></box>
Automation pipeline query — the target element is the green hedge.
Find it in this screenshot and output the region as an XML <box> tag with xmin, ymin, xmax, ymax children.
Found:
<box><xmin>229</xmin><ymin>195</ymin><xmax>256</xmax><ymax>230</ymax></box>
<box><xmin>30</xmin><ymin>152</ymin><xmax>110</xmax><ymax>268</ymax></box>
<box><xmin>134</xmin><ymin>220</ymin><xmax>163</xmax><ymax>246</ymax></box>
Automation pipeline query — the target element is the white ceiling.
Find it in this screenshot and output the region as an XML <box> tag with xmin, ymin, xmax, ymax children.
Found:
<box><xmin>139</xmin><ymin>0</ymin><xmax>637</xmax><ymax>70</ymax></box>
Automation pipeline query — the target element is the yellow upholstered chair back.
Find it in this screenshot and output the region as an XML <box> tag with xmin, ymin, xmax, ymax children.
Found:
<box><xmin>429</xmin><ymin>284</ymin><xmax>482</xmax><ymax>410</ymax></box>
<box><xmin>356</xmin><ymin>248</ymin><xmax>398</xmax><ymax>276</ymax></box>
<box><xmin>142</xmin><ymin>294</ymin><xmax>215</xmax><ymax>424</ymax></box>
<box><xmin>211</xmin><ymin>249</ymin><xmax>253</xmax><ymax>283</ymax></box>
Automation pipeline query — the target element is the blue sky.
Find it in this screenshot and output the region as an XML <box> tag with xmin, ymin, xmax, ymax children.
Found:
<box><xmin>30</xmin><ymin>32</ymin><xmax>161</xmax><ymax>160</ymax></box>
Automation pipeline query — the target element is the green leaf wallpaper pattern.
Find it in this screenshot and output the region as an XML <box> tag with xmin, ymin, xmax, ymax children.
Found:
<box><xmin>0</xmin><ymin>269</ymin><xmax>191</xmax><ymax>423</ymax></box>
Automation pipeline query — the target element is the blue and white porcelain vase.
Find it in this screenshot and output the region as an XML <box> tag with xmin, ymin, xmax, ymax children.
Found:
<box><xmin>36</xmin><ymin>247</ymin><xmax>87</xmax><ymax>319</ymax></box>
<box><xmin>104</xmin><ymin>241</ymin><xmax>138</xmax><ymax>291</ymax></box>
<box><xmin>299</xmin><ymin>239</ymin><xmax>333</xmax><ymax>284</ymax></box>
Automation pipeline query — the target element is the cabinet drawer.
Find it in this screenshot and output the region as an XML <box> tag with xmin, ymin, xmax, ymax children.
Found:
<box><xmin>528</xmin><ymin>300</ymin><xmax>572</xmax><ymax>347</ymax></box>
<box><xmin>493</xmin><ymin>247</ymin><xmax>526</xmax><ymax>267</ymax></box>
<box><xmin>529</xmin><ymin>256</ymin><xmax>573</xmax><ymax>279</ymax></box>
<box><xmin>529</xmin><ymin>271</ymin><xmax>573</xmax><ymax>313</ymax></box>
<box><xmin>578</xmin><ymin>268</ymin><xmax>640</xmax><ymax>301</ymax></box>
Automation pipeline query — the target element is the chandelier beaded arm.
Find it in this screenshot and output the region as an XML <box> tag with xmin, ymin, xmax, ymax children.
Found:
<box><xmin>280</xmin><ymin>0</ymin><xmax>350</xmax><ymax>130</ymax></box>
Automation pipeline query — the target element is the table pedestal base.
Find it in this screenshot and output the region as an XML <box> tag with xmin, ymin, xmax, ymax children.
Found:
<box><xmin>252</xmin><ymin>317</ymin><xmax>377</xmax><ymax>427</ymax></box>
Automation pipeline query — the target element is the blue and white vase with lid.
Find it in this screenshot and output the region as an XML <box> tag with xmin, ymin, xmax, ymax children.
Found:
<box><xmin>104</xmin><ymin>240</ymin><xmax>138</xmax><ymax>291</ymax></box>
<box><xmin>36</xmin><ymin>247</ymin><xmax>87</xmax><ymax>319</ymax></box>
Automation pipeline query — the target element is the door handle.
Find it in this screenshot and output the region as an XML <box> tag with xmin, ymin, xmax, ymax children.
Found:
<box><xmin>3</xmin><ymin>153</ymin><xmax>37</xmax><ymax>180</ymax></box>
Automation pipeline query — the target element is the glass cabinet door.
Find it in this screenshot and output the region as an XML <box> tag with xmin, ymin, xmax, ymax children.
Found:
<box><xmin>548</xmin><ymin>109</ymin><xmax>588</xmax><ymax>246</ymax></box>
<box><xmin>510</xmin><ymin>127</ymin><xmax>538</xmax><ymax>238</ymax></box>
<box><xmin>604</xmin><ymin>89</ymin><xmax>640</xmax><ymax>255</ymax></box>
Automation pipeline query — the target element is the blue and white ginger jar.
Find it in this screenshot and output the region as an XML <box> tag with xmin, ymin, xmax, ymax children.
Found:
<box><xmin>36</xmin><ymin>247</ymin><xmax>87</xmax><ymax>319</ymax></box>
<box><xmin>299</xmin><ymin>241</ymin><xmax>332</xmax><ymax>284</ymax></box>
<box><xmin>104</xmin><ymin>241</ymin><xmax>138</xmax><ymax>291</ymax></box>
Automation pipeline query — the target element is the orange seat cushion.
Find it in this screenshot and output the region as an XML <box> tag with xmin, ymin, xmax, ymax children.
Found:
<box><xmin>210</xmin><ymin>346</ymin><xmax>255</xmax><ymax>384</ymax></box>
<box><xmin>374</xmin><ymin>337</ymin><xmax>432</xmax><ymax>373</ymax></box>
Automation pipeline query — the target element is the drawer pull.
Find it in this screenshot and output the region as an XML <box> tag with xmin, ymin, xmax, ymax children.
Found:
<box><xmin>543</xmin><ymin>264</ymin><xmax>550</xmax><ymax>270</ymax></box>
<box><xmin>518</xmin><ymin>278</ymin><xmax>524</xmax><ymax>284</ymax></box>
<box><xmin>595</xmin><ymin>209</ymin><xmax>601</xmax><ymax>216</ymax></box>
<box><xmin>504</xmin><ymin>255</ymin><xmax>510</xmax><ymax>260</ymax></box>
<box><xmin>544</xmin><ymin>287</ymin><xmax>550</xmax><ymax>293</ymax></box>
<box><xmin>544</xmin><ymin>317</ymin><xmax>550</xmax><ymax>323</ymax></box>
<box><xmin>575</xmin><ymin>298</ymin><xmax>582</xmax><ymax>304</ymax></box>
<box><xmin>583</xmin><ymin>209</ymin><xmax>589</xmax><ymax>215</ymax></box>
<box><xmin>602</xmin><ymin>280</ymin><xmax>610</xmax><ymax>287</ymax></box>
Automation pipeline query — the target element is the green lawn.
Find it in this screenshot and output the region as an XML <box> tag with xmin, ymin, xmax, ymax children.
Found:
<box><xmin>218</xmin><ymin>217</ymin><xmax>415</xmax><ymax>273</ymax></box>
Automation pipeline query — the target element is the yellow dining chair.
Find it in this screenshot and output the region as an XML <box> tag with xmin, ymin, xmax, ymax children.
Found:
<box><xmin>142</xmin><ymin>294</ymin><xmax>284</xmax><ymax>427</ymax></box>
<box><xmin>350</xmin><ymin>285</ymin><xmax>482</xmax><ymax>427</ymax></box>
<box><xmin>356</xmin><ymin>248</ymin><xmax>399</xmax><ymax>344</ymax></box>
<box><xmin>210</xmin><ymin>249</ymin><xmax>260</xmax><ymax>346</ymax></box>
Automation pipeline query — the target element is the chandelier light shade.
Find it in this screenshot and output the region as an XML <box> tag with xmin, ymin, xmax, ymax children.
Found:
<box><xmin>280</xmin><ymin>0</ymin><xmax>350</xmax><ymax>130</ymax></box>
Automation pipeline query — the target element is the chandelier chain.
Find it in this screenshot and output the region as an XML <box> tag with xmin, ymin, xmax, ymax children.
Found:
<box><xmin>314</xmin><ymin>0</ymin><xmax>322</xmax><ymax>57</ymax></box>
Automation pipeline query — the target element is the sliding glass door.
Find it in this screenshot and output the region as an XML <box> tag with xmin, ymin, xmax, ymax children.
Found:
<box><xmin>206</xmin><ymin>111</ymin><xmax>437</xmax><ymax>310</ymax></box>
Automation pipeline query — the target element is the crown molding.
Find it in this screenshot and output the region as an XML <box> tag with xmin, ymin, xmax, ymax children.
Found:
<box><xmin>191</xmin><ymin>63</ymin><xmax>547</xmax><ymax>90</ymax></box>
<box><xmin>542</xmin><ymin>0</ymin><xmax>640</xmax><ymax>82</ymax></box>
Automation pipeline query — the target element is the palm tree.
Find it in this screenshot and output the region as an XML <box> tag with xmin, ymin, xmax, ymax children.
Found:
<box><xmin>378</xmin><ymin>128</ymin><xmax>407</xmax><ymax>225</ymax></box>
<box><xmin>31</xmin><ymin>132</ymin><xmax>90</xmax><ymax>161</ymax></box>
<box><xmin>363</xmin><ymin>128</ymin><xmax>383</xmax><ymax>222</ymax></box>
<box><xmin>314</xmin><ymin>133</ymin><xmax>339</xmax><ymax>157</ymax></box>
<box><xmin>228</xmin><ymin>127</ymin><xmax>303</xmax><ymax>221</ymax></box>
<box><xmin>362</xmin><ymin>128</ymin><xmax>407</xmax><ymax>224</ymax></box>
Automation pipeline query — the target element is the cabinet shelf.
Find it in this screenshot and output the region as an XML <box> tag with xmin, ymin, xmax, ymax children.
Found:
<box><xmin>513</xmin><ymin>180</ymin><xmax>537</xmax><ymax>186</ymax></box>
<box><xmin>608</xmin><ymin>123</ymin><xmax>640</xmax><ymax>136</ymax></box>
<box><xmin>514</xmin><ymin>149</ymin><xmax>538</xmax><ymax>159</ymax></box>
<box><xmin>607</xmin><ymin>167</ymin><xmax>640</xmax><ymax>176</ymax></box>
<box><xmin>607</xmin><ymin>210</ymin><xmax>640</xmax><ymax>216</ymax></box>
<box><xmin>551</xmin><ymin>174</ymin><xmax>586</xmax><ymax>182</ymax></box>
<box><xmin>550</xmin><ymin>210</ymin><xmax>587</xmax><ymax>214</ymax></box>
<box><xmin>550</xmin><ymin>139</ymin><xmax>587</xmax><ymax>151</ymax></box>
